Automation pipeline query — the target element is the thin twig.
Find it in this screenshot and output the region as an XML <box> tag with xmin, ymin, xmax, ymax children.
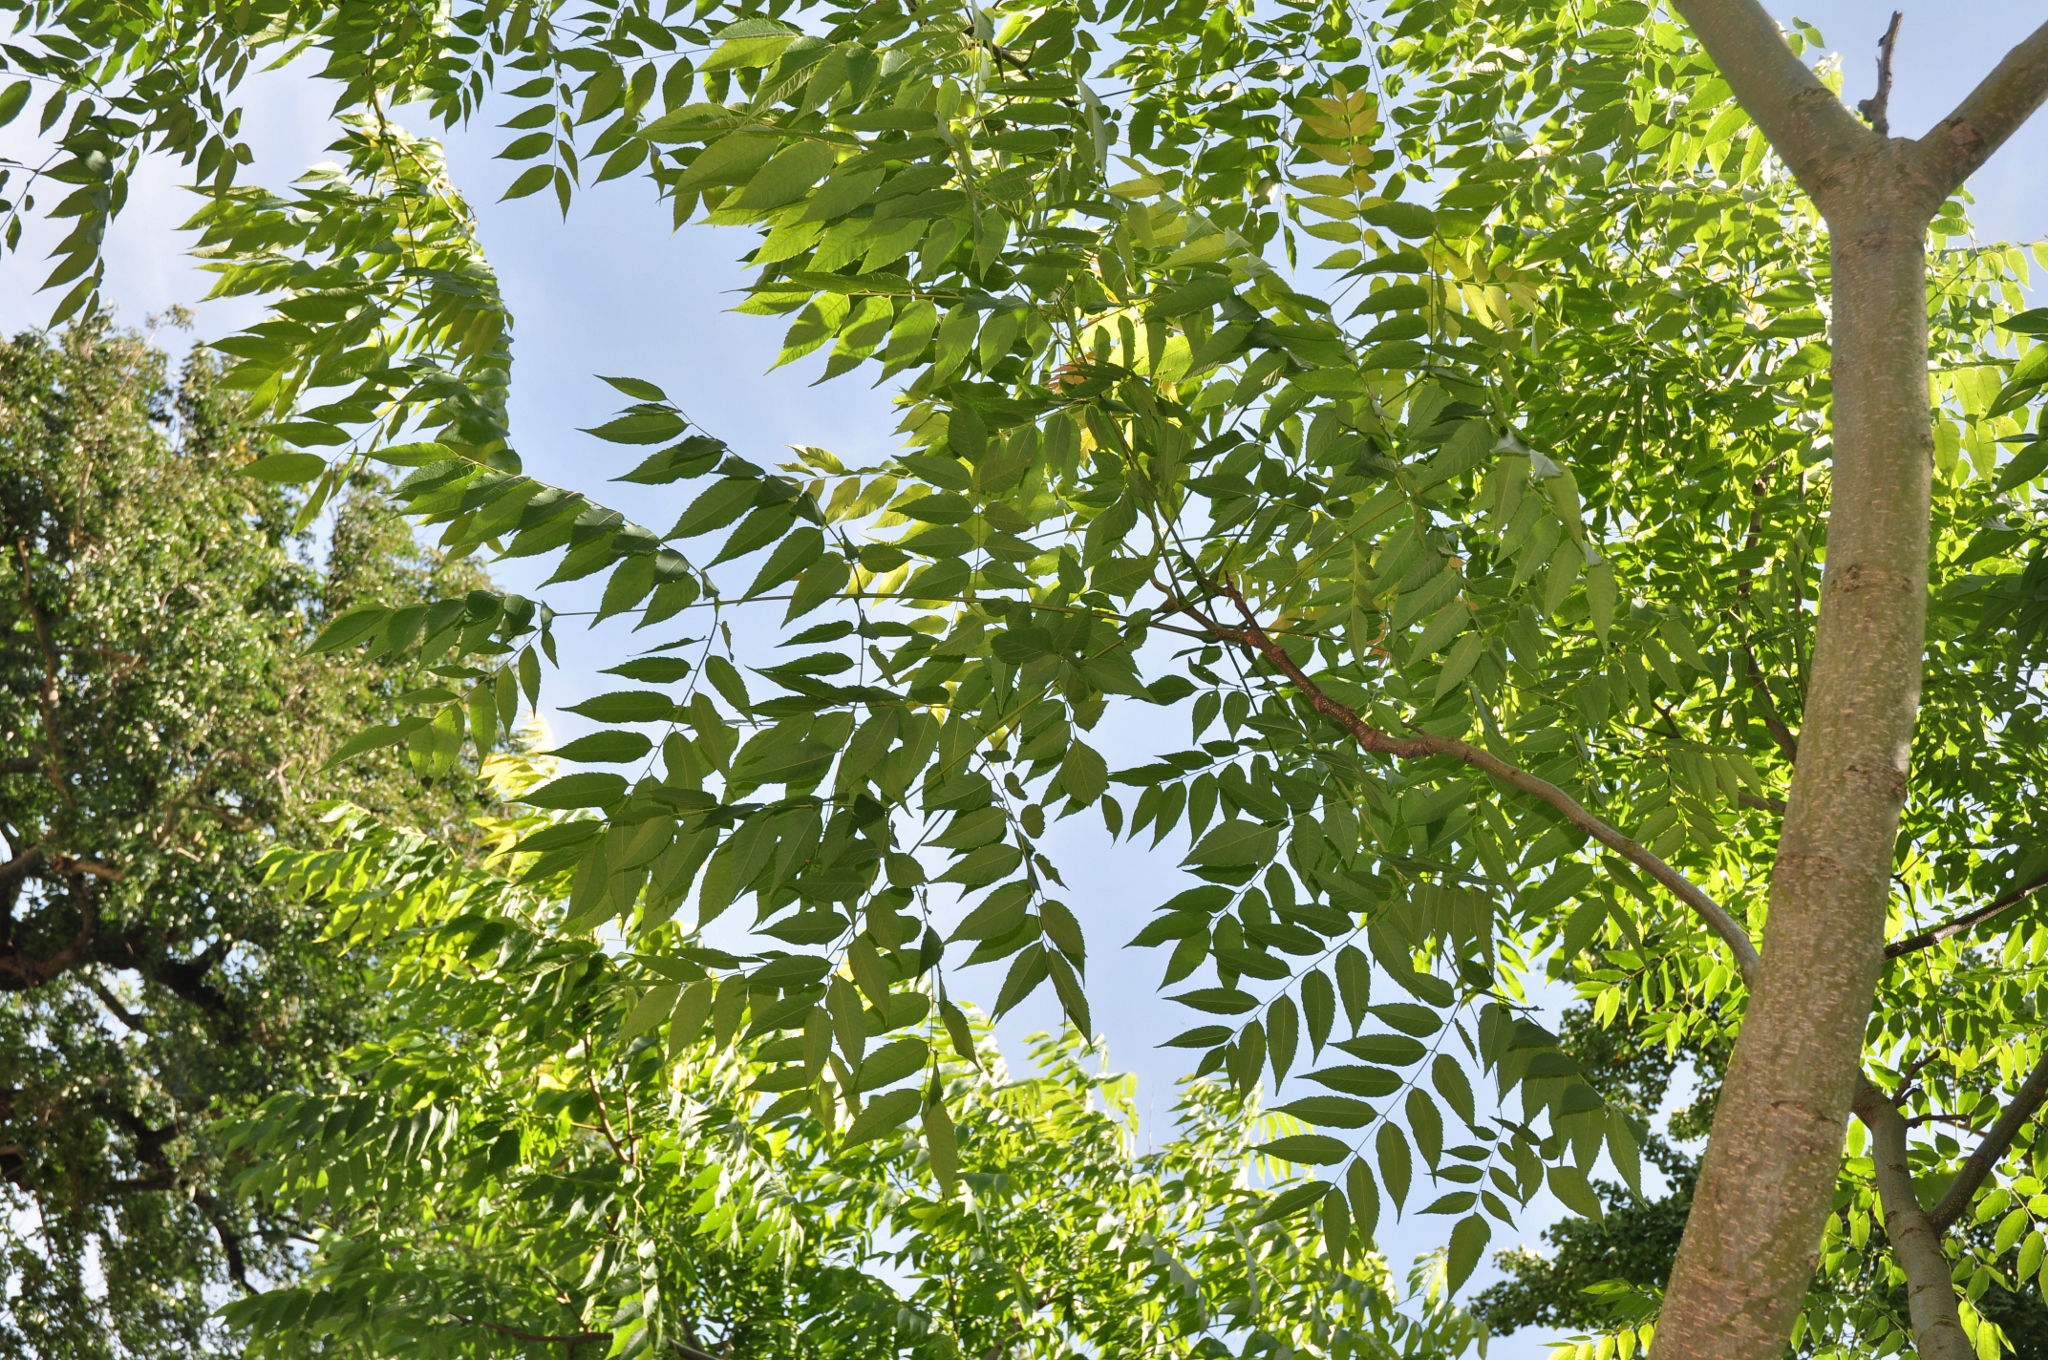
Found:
<box><xmin>1885</xmin><ymin>867</ymin><xmax>2048</xmax><ymax>958</ymax></box>
<box><xmin>1857</xmin><ymin>12</ymin><xmax>1905</xmax><ymax>137</ymax></box>
<box><xmin>1741</xmin><ymin>644</ymin><xmax>1800</xmax><ymax>765</ymax></box>
<box><xmin>1163</xmin><ymin>577</ymin><xmax>1761</xmax><ymax>986</ymax></box>
<box><xmin>1929</xmin><ymin>1049</ymin><xmax>2048</xmax><ymax>1231</ymax></box>
<box><xmin>584</xmin><ymin>1061</ymin><xmax>634</xmax><ymax>1166</ymax></box>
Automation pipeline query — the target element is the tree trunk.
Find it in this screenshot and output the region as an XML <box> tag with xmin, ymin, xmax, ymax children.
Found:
<box><xmin>1651</xmin><ymin>144</ymin><xmax>1937</xmax><ymax>1358</ymax></box>
<box><xmin>1856</xmin><ymin>1080</ymin><xmax>1972</xmax><ymax>1360</ymax></box>
<box><xmin>1635</xmin><ymin>7</ymin><xmax>2048</xmax><ymax>1353</ymax></box>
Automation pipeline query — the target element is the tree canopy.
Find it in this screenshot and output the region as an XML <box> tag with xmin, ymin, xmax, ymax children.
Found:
<box><xmin>0</xmin><ymin>320</ymin><xmax>487</xmax><ymax>1356</ymax></box>
<box><xmin>225</xmin><ymin>753</ymin><xmax>1484</xmax><ymax>1359</ymax></box>
<box><xmin>4</xmin><ymin>0</ymin><xmax>2048</xmax><ymax>1356</ymax></box>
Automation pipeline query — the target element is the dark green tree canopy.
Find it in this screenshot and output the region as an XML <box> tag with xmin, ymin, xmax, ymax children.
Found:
<box><xmin>0</xmin><ymin>321</ymin><xmax>486</xmax><ymax>1357</ymax></box>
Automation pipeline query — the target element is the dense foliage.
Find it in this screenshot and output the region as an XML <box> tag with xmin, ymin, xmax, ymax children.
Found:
<box><xmin>0</xmin><ymin>321</ymin><xmax>486</xmax><ymax>1356</ymax></box>
<box><xmin>225</xmin><ymin>753</ymin><xmax>1484</xmax><ymax>1359</ymax></box>
<box><xmin>4</xmin><ymin>0</ymin><xmax>2048</xmax><ymax>1354</ymax></box>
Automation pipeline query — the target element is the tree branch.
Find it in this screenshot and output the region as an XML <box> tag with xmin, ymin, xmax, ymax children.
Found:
<box><xmin>1172</xmin><ymin>580</ymin><xmax>1762</xmax><ymax>987</ymax></box>
<box><xmin>1853</xmin><ymin>1078</ymin><xmax>1972</xmax><ymax>1360</ymax></box>
<box><xmin>464</xmin><ymin>1316</ymin><xmax>613</xmax><ymax>1353</ymax></box>
<box><xmin>1741</xmin><ymin>645</ymin><xmax>1800</xmax><ymax>765</ymax></box>
<box><xmin>1928</xmin><ymin>1049</ymin><xmax>2048</xmax><ymax>1231</ymax></box>
<box><xmin>1667</xmin><ymin>0</ymin><xmax>1874</xmax><ymax>190</ymax></box>
<box><xmin>1917</xmin><ymin>20</ymin><xmax>2048</xmax><ymax>194</ymax></box>
<box><xmin>1884</xmin><ymin>867</ymin><xmax>2048</xmax><ymax>958</ymax></box>
<box><xmin>1855</xmin><ymin>12</ymin><xmax>1904</xmax><ymax>137</ymax></box>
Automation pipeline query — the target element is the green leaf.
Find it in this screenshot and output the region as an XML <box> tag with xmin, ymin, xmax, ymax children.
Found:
<box><xmin>1256</xmin><ymin>1134</ymin><xmax>1352</xmax><ymax>1165</ymax></box>
<box><xmin>842</xmin><ymin>1087</ymin><xmax>921</xmax><ymax>1146</ymax></box>
<box><xmin>1375</xmin><ymin>1123</ymin><xmax>1411</xmax><ymax>1214</ymax></box>
<box><xmin>605</xmin><ymin>657</ymin><xmax>694</xmax><ymax>683</ymax></box>
<box><xmin>1548</xmin><ymin>1163</ymin><xmax>1604</xmax><ymax>1221</ymax></box>
<box><xmin>704</xmin><ymin>655</ymin><xmax>752</xmax><ymax>716</ymax></box>
<box><xmin>1335</xmin><ymin>945</ymin><xmax>1371</xmax><ymax>1032</ymax></box>
<box><xmin>325</xmin><ymin>721</ymin><xmax>419</xmax><ymax>766</ymax></box>
<box><xmin>854</xmin><ymin>1037</ymin><xmax>928</xmax><ymax>1091</ymax></box>
<box><xmin>502</xmin><ymin>164</ymin><xmax>555</xmax><ymax>200</ymax></box>
<box><xmin>670</xmin><ymin>478</ymin><xmax>761</xmax><ymax>539</ymax></box>
<box><xmin>1445</xmin><ymin>1214</ymin><xmax>1491</xmax><ymax>1293</ymax></box>
<box><xmin>601</xmin><ymin>375</ymin><xmax>669</xmax><ymax>402</ymax></box>
<box><xmin>1267</xmin><ymin>995</ymin><xmax>1299</xmax><ymax>1086</ymax></box>
<box><xmin>1305</xmin><ymin>1065</ymin><xmax>1401</xmax><ymax>1098</ymax></box>
<box><xmin>1302</xmin><ymin>970</ymin><xmax>1336</xmax><ymax>1056</ymax></box>
<box><xmin>1336</xmin><ymin>1033</ymin><xmax>1426</xmax><ymax>1066</ymax></box>
<box><xmin>1347</xmin><ymin>1158</ymin><xmax>1381</xmax><ymax>1245</ymax></box>
<box><xmin>1432</xmin><ymin>1055</ymin><xmax>1477</xmax><ymax>1128</ymax></box>
<box><xmin>584</xmin><ymin>410</ymin><xmax>688</xmax><ymax>445</ymax></box>
<box><xmin>993</xmin><ymin>943</ymin><xmax>1050</xmax><ymax>1016</ymax></box>
<box><xmin>565</xmin><ymin>691</ymin><xmax>677</xmax><ymax>723</ymax></box>
<box><xmin>0</xmin><ymin>80</ymin><xmax>29</xmax><ymax>128</ymax></box>
<box><xmin>241</xmin><ymin>453</ymin><xmax>327</xmax><ymax>484</ymax></box>
<box><xmin>1253</xmin><ymin>1179</ymin><xmax>1333</xmax><ymax>1224</ymax></box>
<box><xmin>525</xmin><ymin>772</ymin><xmax>629</xmax><ymax>808</ymax></box>
<box><xmin>310</xmin><ymin>605</ymin><xmax>390</xmax><ymax>653</ymax></box>
<box><xmin>1184</xmin><ymin>820</ymin><xmax>1278</xmax><ymax>868</ymax></box>
<box><xmin>1275</xmin><ymin>1095</ymin><xmax>1377</xmax><ymax>1128</ymax></box>
<box><xmin>621</xmin><ymin>984</ymin><xmax>681</xmax><ymax>1040</ymax></box>
<box><xmin>1360</xmin><ymin>200</ymin><xmax>1435</xmax><ymax>239</ymax></box>
<box><xmin>1168</xmin><ymin>986</ymin><xmax>1260</xmax><ymax>1014</ymax></box>
<box><xmin>1608</xmin><ymin>1108</ymin><xmax>1642</xmax><ymax>1195</ymax></box>
<box><xmin>368</xmin><ymin>441</ymin><xmax>456</xmax><ymax>467</ymax></box>
<box><xmin>736</xmin><ymin>140</ymin><xmax>838</xmax><ymax>209</ymax></box>
<box><xmin>1405</xmin><ymin>1088</ymin><xmax>1442</xmax><ymax>1168</ymax></box>
<box><xmin>1997</xmin><ymin>438</ymin><xmax>2048</xmax><ymax>492</ymax></box>
<box><xmin>549</xmin><ymin>731</ymin><xmax>654</xmax><ymax>764</ymax></box>
<box><xmin>1371</xmin><ymin>1002</ymin><xmax>1442</xmax><ymax>1037</ymax></box>
<box><xmin>922</xmin><ymin>1095</ymin><xmax>959</xmax><ymax>1195</ymax></box>
<box><xmin>1058</xmin><ymin>740</ymin><xmax>1109</xmax><ymax>807</ymax></box>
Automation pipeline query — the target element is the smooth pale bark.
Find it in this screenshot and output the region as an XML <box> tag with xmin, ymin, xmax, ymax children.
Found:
<box><xmin>1856</xmin><ymin>1081</ymin><xmax>1971</xmax><ymax>1360</ymax></box>
<box><xmin>1653</xmin><ymin>135</ymin><xmax>1936</xmax><ymax>1359</ymax></box>
<box><xmin>1649</xmin><ymin>6</ymin><xmax>2048</xmax><ymax>1358</ymax></box>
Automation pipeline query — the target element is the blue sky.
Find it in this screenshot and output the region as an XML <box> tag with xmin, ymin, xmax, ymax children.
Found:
<box><xmin>2</xmin><ymin>2</ymin><xmax>2044</xmax><ymax>1352</ymax></box>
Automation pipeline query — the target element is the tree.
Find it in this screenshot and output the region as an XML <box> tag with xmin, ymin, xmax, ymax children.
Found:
<box><xmin>10</xmin><ymin>2</ymin><xmax>2048</xmax><ymax>1357</ymax></box>
<box><xmin>0</xmin><ymin>320</ymin><xmax>487</xmax><ymax>1356</ymax></box>
<box><xmin>229</xmin><ymin>753</ymin><xmax>1485</xmax><ymax>1359</ymax></box>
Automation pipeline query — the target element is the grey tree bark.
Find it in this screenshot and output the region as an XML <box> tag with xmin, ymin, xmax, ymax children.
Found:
<box><xmin>1646</xmin><ymin>5</ymin><xmax>2048</xmax><ymax>1357</ymax></box>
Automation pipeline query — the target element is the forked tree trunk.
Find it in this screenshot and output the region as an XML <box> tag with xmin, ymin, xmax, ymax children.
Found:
<box><xmin>1648</xmin><ymin>5</ymin><xmax>2048</xmax><ymax>1357</ymax></box>
<box><xmin>1653</xmin><ymin>149</ymin><xmax>1936</xmax><ymax>1354</ymax></box>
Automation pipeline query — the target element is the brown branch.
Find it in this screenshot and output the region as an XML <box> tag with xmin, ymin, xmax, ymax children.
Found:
<box><xmin>1740</xmin><ymin>645</ymin><xmax>1799</xmax><ymax>764</ymax></box>
<box><xmin>987</xmin><ymin>40</ymin><xmax>1031</xmax><ymax>73</ymax></box>
<box><xmin>585</xmin><ymin>1061</ymin><xmax>634</xmax><ymax>1166</ymax></box>
<box><xmin>1929</xmin><ymin>1049</ymin><xmax>2048</xmax><ymax>1231</ymax></box>
<box><xmin>1173</xmin><ymin>580</ymin><xmax>1762</xmax><ymax>986</ymax></box>
<box><xmin>0</xmin><ymin>875</ymin><xmax>101</xmax><ymax>990</ymax></box>
<box><xmin>465</xmin><ymin>1317</ymin><xmax>613</xmax><ymax>1351</ymax></box>
<box><xmin>192</xmin><ymin>1190</ymin><xmax>253</xmax><ymax>1293</ymax></box>
<box><xmin>1885</xmin><ymin>867</ymin><xmax>2048</xmax><ymax>958</ymax></box>
<box><xmin>85</xmin><ymin>975</ymin><xmax>149</xmax><ymax>1031</ymax></box>
<box><xmin>1916</xmin><ymin>19</ymin><xmax>2048</xmax><ymax>194</ymax></box>
<box><xmin>1853</xmin><ymin>1079</ymin><xmax>1972</xmax><ymax>1360</ymax></box>
<box><xmin>1855</xmin><ymin>12</ymin><xmax>1904</xmax><ymax>137</ymax></box>
<box><xmin>1737</xmin><ymin>791</ymin><xmax>1787</xmax><ymax>815</ymax></box>
<box><xmin>1667</xmin><ymin>0</ymin><xmax>1875</xmax><ymax>191</ymax></box>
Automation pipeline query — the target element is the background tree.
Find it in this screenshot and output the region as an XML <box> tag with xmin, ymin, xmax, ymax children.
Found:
<box><xmin>9</xmin><ymin>2</ymin><xmax>2048</xmax><ymax>1358</ymax></box>
<box><xmin>0</xmin><ymin>320</ymin><xmax>487</xmax><ymax>1357</ymax></box>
